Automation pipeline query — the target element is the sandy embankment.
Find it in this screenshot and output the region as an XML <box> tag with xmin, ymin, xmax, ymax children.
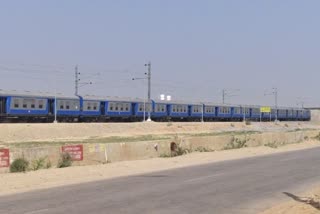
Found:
<box><xmin>0</xmin><ymin>121</ymin><xmax>318</xmax><ymax>144</ymax></box>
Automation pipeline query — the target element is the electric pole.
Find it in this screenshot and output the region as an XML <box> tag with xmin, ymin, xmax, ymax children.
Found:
<box><xmin>75</xmin><ymin>65</ymin><xmax>80</xmax><ymax>96</ymax></box>
<box><xmin>222</xmin><ymin>89</ymin><xmax>239</xmax><ymax>104</ymax></box>
<box><xmin>145</xmin><ymin>61</ymin><xmax>152</xmax><ymax>121</ymax></box>
<box><xmin>222</xmin><ymin>89</ymin><xmax>226</xmax><ymax>104</ymax></box>
<box><xmin>273</xmin><ymin>87</ymin><xmax>278</xmax><ymax>121</ymax></box>
<box><xmin>264</xmin><ymin>87</ymin><xmax>278</xmax><ymax>121</ymax></box>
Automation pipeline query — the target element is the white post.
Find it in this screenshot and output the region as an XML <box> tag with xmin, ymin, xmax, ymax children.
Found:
<box><xmin>146</xmin><ymin>62</ymin><xmax>152</xmax><ymax>122</ymax></box>
<box><xmin>201</xmin><ymin>105</ymin><xmax>204</xmax><ymax>123</ymax></box>
<box><xmin>53</xmin><ymin>73</ymin><xmax>58</xmax><ymax>123</ymax></box>
<box><xmin>260</xmin><ymin>112</ymin><xmax>262</xmax><ymax>123</ymax></box>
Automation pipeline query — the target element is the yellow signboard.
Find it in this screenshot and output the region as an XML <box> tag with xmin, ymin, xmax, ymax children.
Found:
<box><xmin>260</xmin><ymin>106</ymin><xmax>271</xmax><ymax>113</ymax></box>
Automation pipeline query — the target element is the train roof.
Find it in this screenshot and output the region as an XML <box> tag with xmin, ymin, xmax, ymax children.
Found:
<box><xmin>81</xmin><ymin>95</ymin><xmax>147</xmax><ymax>103</ymax></box>
<box><xmin>0</xmin><ymin>89</ymin><xmax>78</xmax><ymax>99</ymax></box>
<box><xmin>153</xmin><ymin>99</ymin><xmax>203</xmax><ymax>105</ymax></box>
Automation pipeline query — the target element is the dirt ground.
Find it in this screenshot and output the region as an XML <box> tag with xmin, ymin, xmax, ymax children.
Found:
<box><xmin>0</xmin><ymin>121</ymin><xmax>318</xmax><ymax>144</ymax></box>
<box><xmin>261</xmin><ymin>187</ymin><xmax>320</xmax><ymax>214</ymax></box>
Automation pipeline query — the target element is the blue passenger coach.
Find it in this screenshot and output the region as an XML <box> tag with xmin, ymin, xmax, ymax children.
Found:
<box><xmin>216</xmin><ymin>105</ymin><xmax>232</xmax><ymax>120</ymax></box>
<box><xmin>0</xmin><ymin>90</ymin><xmax>49</xmax><ymax>120</ymax></box>
<box><xmin>105</xmin><ymin>97</ymin><xmax>136</xmax><ymax>119</ymax></box>
<box><xmin>167</xmin><ymin>101</ymin><xmax>189</xmax><ymax>120</ymax></box>
<box><xmin>152</xmin><ymin>100</ymin><xmax>168</xmax><ymax>119</ymax></box>
<box><xmin>202</xmin><ymin>103</ymin><xmax>217</xmax><ymax>121</ymax></box>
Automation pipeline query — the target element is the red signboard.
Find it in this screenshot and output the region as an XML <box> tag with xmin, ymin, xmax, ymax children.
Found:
<box><xmin>0</xmin><ymin>149</ymin><xmax>10</xmax><ymax>168</ymax></box>
<box><xmin>62</xmin><ymin>145</ymin><xmax>83</xmax><ymax>161</ymax></box>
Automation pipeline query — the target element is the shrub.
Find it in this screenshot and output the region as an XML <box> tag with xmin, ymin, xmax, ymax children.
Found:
<box><xmin>194</xmin><ymin>147</ymin><xmax>214</xmax><ymax>152</ymax></box>
<box><xmin>46</xmin><ymin>160</ymin><xmax>52</xmax><ymax>169</ymax></box>
<box><xmin>174</xmin><ymin>146</ymin><xmax>188</xmax><ymax>156</ymax></box>
<box><xmin>159</xmin><ymin>153</ymin><xmax>171</xmax><ymax>158</ymax></box>
<box><xmin>245</xmin><ymin>120</ymin><xmax>251</xmax><ymax>125</ymax></box>
<box><xmin>10</xmin><ymin>157</ymin><xmax>29</xmax><ymax>173</ymax></box>
<box><xmin>314</xmin><ymin>132</ymin><xmax>320</xmax><ymax>141</ymax></box>
<box><xmin>57</xmin><ymin>153</ymin><xmax>73</xmax><ymax>168</ymax></box>
<box><xmin>224</xmin><ymin>137</ymin><xmax>248</xmax><ymax>150</ymax></box>
<box><xmin>31</xmin><ymin>157</ymin><xmax>47</xmax><ymax>171</ymax></box>
<box><xmin>264</xmin><ymin>142</ymin><xmax>278</xmax><ymax>148</ymax></box>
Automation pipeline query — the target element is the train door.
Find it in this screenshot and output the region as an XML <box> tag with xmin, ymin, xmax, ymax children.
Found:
<box><xmin>48</xmin><ymin>99</ymin><xmax>55</xmax><ymax>115</ymax></box>
<box><xmin>0</xmin><ymin>97</ymin><xmax>6</xmax><ymax>114</ymax></box>
<box><xmin>100</xmin><ymin>102</ymin><xmax>105</xmax><ymax>115</ymax></box>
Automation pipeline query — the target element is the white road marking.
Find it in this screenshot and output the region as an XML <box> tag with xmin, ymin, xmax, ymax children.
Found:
<box><xmin>184</xmin><ymin>173</ymin><xmax>224</xmax><ymax>183</ymax></box>
<box><xmin>24</xmin><ymin>208</ymin><xmax>49</xmax><ymax>214</ymax></box>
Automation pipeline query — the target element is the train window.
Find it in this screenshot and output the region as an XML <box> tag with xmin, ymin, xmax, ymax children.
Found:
<box><xmin>31</xmin><ymin>104</ymin><xmax>35</xmax><ymax>109</ymax></box>
<box><xmin>194</xmin><ymin>106</ymin><xmax>198</xmax><ymax>113</ymax></box>
<box><xmin>66</xmin><ymin>101</ymin><xmax>70</xmax><ymax>110</ymax></box>
<box><xmin>88</xmin><ymin>105</ymin><xmax>91</xmax><ymax>110</ymax></box>
<box><xmin>14</xmin><ymin>99</ymin><xmax>19</xmax><ymax>108</ymax></box>
<box><xmin>38</xmin><ymin>100</ymin><xmax>44</xmax><ymax>109</ymax></box>
<box><xmin>120</xmin><ymin>103</ymin><xmax>123</xmax><ymax>111</ymax></box>
<box><xmin>115</xmin><ymin>104</ymin><xmax>119</xmax><ymax>111</ymax></box>
<box><xmin>162</xmin><ymin>105</ymin><xmax>165</xmax><ymax>112</ymax></box>
<box><xmin>60</xmin><ymin>105</ymin><xmax>64</xmax><ymax>109</ymax></box>
<box><xmin>74</xmin><ymin>101</ymin><xmax>79</xmax><ymax>110</ymax></box>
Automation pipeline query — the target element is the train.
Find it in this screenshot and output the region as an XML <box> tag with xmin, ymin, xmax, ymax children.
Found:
<box><xmin>0</xmin><ymin>90</ymin><xmax>311</xmax><ymax>122</ymax></box>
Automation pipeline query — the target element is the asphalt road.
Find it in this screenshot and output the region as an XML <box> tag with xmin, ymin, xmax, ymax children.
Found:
<box><xmin>2</xmin><ymin>147</ymin><xmax>320</xmax><ymax>214</ymax></box>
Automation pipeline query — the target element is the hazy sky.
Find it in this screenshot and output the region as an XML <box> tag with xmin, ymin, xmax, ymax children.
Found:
<box><xmin>0</xmin><ymin>1</ymin><xmax>319</xmax><ymax>107</ymax></box>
